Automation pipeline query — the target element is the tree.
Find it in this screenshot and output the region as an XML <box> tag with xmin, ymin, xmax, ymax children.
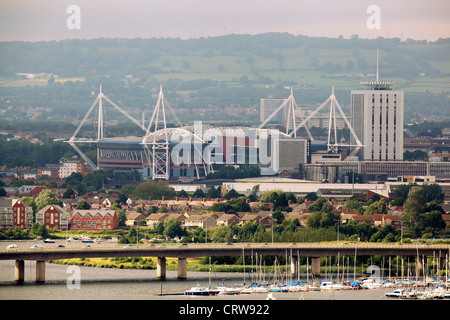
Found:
<box><xmin>273</xmin><ymin>193</ymin><xmax>289</xmax><ymax>211</ymax></box>
<box><xmin>422</xmin><ymin>183</ymin><xmax>444</xmax><ymax>202</ymax></box>
<box><xmin>343</xmin><ymin>198</ymin><xmax>363</xmax><ymax>213</ymax></box>
<box><xmin>65</xmin><ymin>172</ymin><xmax>83</xmax><ymax>187</ymax></box>
<box><xmin>177</xmin><ymin>189</ymin><xmax>189</xmax><ymax>198</ymax></box>
<box><xmin>225</xmin><ymin>189</ymin><xmax>244</xmax><ymax>200</ymax></box>
<box><xmin>163</xmin><ymin>219</ymin><xmax>184</xmax><ymax>239</ymax></box>
<box><xmin>35</xmin><ymin>189</ymin><xmax>62</xmax><ymax>211</ymax></box>
<box><xmin>117</xmin><ymin>209</ymin><xmax>127</xmax><ymax>227</ymax></box>
<box><xmin>20</xmin><ymin>196</ymin><xmax>37</xmax><ymax>213</ymax></box>
<box><xmin>364</xmin><ymin>199</ymin><xmax>387</xmax><ymax>215</ymax></box>
<box><xmin>272</xmin><ymin>209</ymin><xmax>285</xmax><ymax>224</ymax></box>
<box><xmin>132</xmin><ymin>180</ymin><xmax>175</xmax><ymax>200</ymax></box>
<box><xmin>305</xmin><ymin>192</ymin><xmax>318</xmax><ymax>202</ymax></box>
<box><xmin>31</xmin><ymin>223</ymin><xmax>48</xmax><ymax>238</ymax></box>
<box><xmin>402</xmin><ymin>186</ymin><xmax>426</xmax><ymax>228</ymax></box>
<box><xmin>308</xmin><ymin>197</ymin><xmax>332</xmax><ymax>213</ymax></box>
<box><xmin>393</xmin><ymin>183</ymin><xmax>417</xmax><ymax>199</ymax></box>
<box><xmin>62</xmin><ymin>188</ymin><xmax>75</xmax><ymax>199</ymax></box>
<box><xmin>417</xmin><ymin>210</ymin><xmax>446</xmax><ymax>232</ymax></box>
<box><xmin>207</xmin><ymin>186</ymin><xmax>221</xmax><ymax>198</ymax></box>
<box><xmin>75</xmin><ymin>200</ymin><xmax>91</xmax><ymax>210</ymax></box>
<box><xmin>193</xmin><ymin>188</ymin><xmax>205</xmax><ymax>198</ymax></box>
<box><xmin>305</xmin><ymin>211</ymin><xmax>339</xmax><ymax>229</ymax></box>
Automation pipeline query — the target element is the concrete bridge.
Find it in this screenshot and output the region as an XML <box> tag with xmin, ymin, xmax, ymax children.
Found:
<box><xmin>1</xmin><ymin>242</ymin><xmax>448</xmax><ymax>284</ymax></box>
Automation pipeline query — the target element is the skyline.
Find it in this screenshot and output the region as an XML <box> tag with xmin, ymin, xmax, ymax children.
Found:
<box><xmin>0</xmin><ymin>0</ymin><xmax>449</xmax><ymax>42</ymax></box>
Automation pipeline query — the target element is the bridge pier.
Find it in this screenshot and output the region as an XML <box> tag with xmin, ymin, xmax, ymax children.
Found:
<box><xmin>15</xmin><ymin>260</ymin><xmax>24</xmax><ymax>284</ymax></box>
<box><xmin>36</xmin><ymin>261</ymin><xmax>45</xmax><ymax>283</ymax></box>
<box><xmin>156</xmin><ymin>257</ymin><xmax>166</xmax><ymax>280</ymax></box>
<box><xmin>311</xmin><ymin>257</ymin><xmax>321</xmax><ymax>277</ymax></box>
<box><xmin>178</xmin><ymin>258</ymin><xmax>187</xmax><ymax>280</ymax></box>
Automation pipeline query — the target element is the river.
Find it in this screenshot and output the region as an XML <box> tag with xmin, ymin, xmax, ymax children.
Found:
<box><xmin>0</xmin><ymin>260</ymin><xmax>398</xmax><ymax>300</ymax></box>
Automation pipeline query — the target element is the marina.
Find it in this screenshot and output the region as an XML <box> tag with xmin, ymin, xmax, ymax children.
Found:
<box><xmin>0</xmin><ymin>258</ymin><xmax>449</xmax><ymax>300</ymax></box>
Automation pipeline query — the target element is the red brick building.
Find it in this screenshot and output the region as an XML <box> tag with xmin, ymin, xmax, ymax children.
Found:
<box><xmin>36</xmin><ymin>205</ymin><xmax>70</xmax><ymax>230</ymax></box>
<box><xmin>0</xmin><ymin>198</ymin><xmax>33</xmax><ymax>230</ymax></box>
<box><xmin>70</xmin><ymin>210</ymin><xmax>118</xmax><ymax>231</ymax></box>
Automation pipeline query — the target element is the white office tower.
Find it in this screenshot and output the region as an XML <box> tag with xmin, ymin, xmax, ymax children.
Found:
<box><xmin>350</xmin><ymin>52</ymin><xmax>404</xmax><ymax>161</ymax></box>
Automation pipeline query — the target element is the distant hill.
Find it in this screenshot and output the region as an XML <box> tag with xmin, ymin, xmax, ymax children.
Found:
<box><xmin>0</xmin><ymin>33</ymin><xmax>449</xmax><ymax>124</ymax></box>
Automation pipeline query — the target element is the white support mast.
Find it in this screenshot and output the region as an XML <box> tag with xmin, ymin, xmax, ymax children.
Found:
<box><xmin>67</xmin><ymin>85</ymin><xmax>146</xmax><ymax>170</ymax></box>
<box><xmin>259</xmin><ymin>88</ymin><xmax>312</xmax><ymax>140</ymax></box>
<box><xmin>289</xmin><ymin>87</ymin><xmax>363</xmax><ymax>156</ymax></box>
<box><xmin>142</xmin><ymin>85</ymin><xmax>171</xmax><ymax>180</ymax></box>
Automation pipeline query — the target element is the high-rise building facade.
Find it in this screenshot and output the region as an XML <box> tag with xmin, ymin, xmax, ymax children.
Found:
<box><xmin>350</xmin><ymin>80</ymin><xmax>404</xmax><ymax>161</ymax></box>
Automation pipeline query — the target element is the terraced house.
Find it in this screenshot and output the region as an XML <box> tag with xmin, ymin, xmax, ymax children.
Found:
<box><xmin>0</xmin><ymin>198</ymin><xmax>33</xmax><ymax>230</ymax></box>
<box><xmin>70</xmin><ymin>209</ymin><xmax>118</xmax><ymax>231</ymax></box>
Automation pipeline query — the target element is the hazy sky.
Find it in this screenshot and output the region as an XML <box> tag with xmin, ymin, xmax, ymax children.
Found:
<box><xmin>0</xmin><ymin>0</ymin><xmax>449</xmax><ymax>41</ymax></box>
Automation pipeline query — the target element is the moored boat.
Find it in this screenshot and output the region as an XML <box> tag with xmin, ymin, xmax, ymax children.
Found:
<box><xmin>184</xmin><ymin>285</ymin><xmax>220</xmax><ymax>296</ymax></box>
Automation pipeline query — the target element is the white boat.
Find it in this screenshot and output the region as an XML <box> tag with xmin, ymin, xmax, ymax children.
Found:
<box><xmin>217</xmin><ymin>285</ymin><xmax>242</xmax><ymax>295</ymax></box>
<box><xmin>305</xmin><ymin>283</ymin><xmax>321</xmax><ymax>291</ymax></box>
<box><xmin>288</xmin><ymin>284</ymin><xmax>307</xmax><ymax>292</ymax></box>
<box><xmin>268</xmin><ymin>284</ymin><xmax>289</xmax><ymax>292</ymax></box>
<box><xmin>184</xmin><ymin>286</ymin><xmax>220</xmax><ymax>296</ymax></box>
<box><xmin>320</xmin><ymin>280</ymin><xmax>346</xmax><ymax>291</ymax></box>
<box><xmin>249</xmin><ymin>286</ymin><xmax>269</xmax><ymax>293</ymax></box>
<box><xmin>360</xmin><ymin>278</ymin><xmax>382</xmax><ymax>289</ymax></box>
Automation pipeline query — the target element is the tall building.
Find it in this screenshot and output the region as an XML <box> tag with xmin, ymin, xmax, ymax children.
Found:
<box><xmin>350</xmin><ymin>54</ymin><xmax>404</xmax><ymax>161</ymax></box>
<box><xmin>260</xmin><ymin>98</ymin><xmax>286</xmax><ymax>123</ymax></box>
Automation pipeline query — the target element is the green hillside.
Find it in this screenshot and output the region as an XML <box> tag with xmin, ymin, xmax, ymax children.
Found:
<box><xmin>0</xmin><ymin>33</ymin><xmax>449</xmax><ymax>124</ymax></box>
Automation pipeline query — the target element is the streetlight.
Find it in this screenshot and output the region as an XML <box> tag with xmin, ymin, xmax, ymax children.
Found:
<box><xmin>334</xmin><ymin>216</ymin><xmax>340</xmax><ymax>245</ymax></box>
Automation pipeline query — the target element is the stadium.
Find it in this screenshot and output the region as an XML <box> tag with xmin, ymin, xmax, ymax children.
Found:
<box><xmin>68</xmin><ymin>85</ymin><xmax>354</xmax><ymax>181</ymax></box>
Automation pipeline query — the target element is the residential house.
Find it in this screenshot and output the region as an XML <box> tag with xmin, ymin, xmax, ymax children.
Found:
<box><xmin>0</xmin><ymin>198</ymin><xmax>33</xmax><ymax>230</ymax></box>
<box><xmin>216</xmin><ymin>213</ymin><xmax>240</xmax><ymax>227</ymax></box>
<box><xmin>37</xmin><ymin>165</ymin><xmax>59</xmax><ymax>179</ymax></box>
<box><xmin>440</xmin><ymin>203</ymin><xmax>450</xmax><ymax>214</ymax></box>
<box><xmin>290</xmin><ymin>202</ymin><xmax>311</xmax><ymax>213</ymax></box>
<box><xmin>441</xmin><ymin>214</ymin><xmax>450</xmax><ymax>226</ymax></box>
<box><xmin>145</xmin><ymin>213</ymin><xmax>168</xmax><ymax>228</ymax></box>
<box><xmin>36</xmin><ymin>205</ymin><xmax>70</xmax><ymax>230</ymax></box>
<box><xmin>352</xmin><ymin>214</ymin><xmax>402</xmax><ymax>229</ymax></box>
<box><xmin>334</xmin><ymin>209</ymin><xmax>361</xmax><ymax>223</ymax></box>
<box><xmin>239</xmin><ymin>213</ymin><xmax>261</xmax><ymax>226</ymax></box>
<box><xmin>165</xmin><ymin>214</ymin><xmax>186</xmax><ymax>225</ymax></box>
<box><xmin>284</xmin><ymin>212</ymin><xmax>304</xmax><ymax>222</ymax></box>
<box><xmin>18</xmin><ymin>185</ymin><xmax>46</xmax><ymax>196</ymax></box>
<box><xmin>184</xmin><ymin>214</ymin><xmax>217</xmax><ymax>230</ymax></box>
<box><xmin>259</xmin><ymin>215</ymin><xmax>277</xmax><ymax>227</ymax></box>
<box><xmin>70</xmin><ymin>209</ymin><xmax>118</xmax><ymax>231</ymax></box>
<box><xmin>125</xmin><ymin>211</ymin><xmax>147</xmax><ymax>227</ymax></box>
